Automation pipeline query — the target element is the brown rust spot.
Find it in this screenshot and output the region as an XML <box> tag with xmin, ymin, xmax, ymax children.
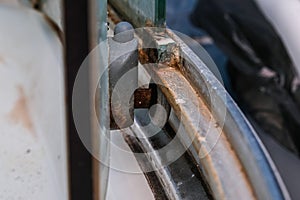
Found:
<box><xmin>108</xmin><ymin>4</ymin><xmax>122</xmax><ymax>24</ymax></box>
<box><xmin>0</xmin><ymin>55</ymin><xmax>5</xmax><ymax>64</ymax></box>
<box><xmin>199</xmin><ymin>147</ymin><xmax>225</xmax><ymax>200</ymax></box>
<box><xmin>134</xmin><ymin>87</ymin><xmax>156</xmax><ymax>109</ymax></box>
<box><xmin>139</xmin><ymin>48</ymin><xmax>158</xmax><ymax>64</ymax></box>
<box><xmin>138</xmin><ymin>46</ymin><xmax>180</xmax><ymax>70</ymax></box>
<box><xmin>139</xmin><ymin>48</ymin><xmax>150</xmax><ymax>64</ymax></box>
<box><xmin>8</xmin><ymin>86</ymin><xmax>36</xmax><ymax>137</ymax></box>
<box><xmin>145</xmin><ymin>20</ymin><xmax>154</xmax><ymax>27</ymax></box>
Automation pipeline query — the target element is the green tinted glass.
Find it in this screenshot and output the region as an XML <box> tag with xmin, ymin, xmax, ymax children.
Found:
<box><xmin>109</xmin><ymin>0</ymin><xmax>166</xmax><ymax>27</ymax></box>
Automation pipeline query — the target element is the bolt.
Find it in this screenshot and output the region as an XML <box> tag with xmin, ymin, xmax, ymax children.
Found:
<box><xmin>113</xmin><ymin>21</ymin><xmax>134</xmax><ymax>43</ymax></box>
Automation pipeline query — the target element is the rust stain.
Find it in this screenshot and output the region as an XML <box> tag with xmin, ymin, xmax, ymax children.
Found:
<box><xmin>145</xmin><ymin>19</ymin><xmax>154</xmax><ymax>27</ymax></box>
<box><xmin>7</xmin><ymin>86</ymin><xmax>36</xmax><ymax>137</ymax></box>
<box><xmin>134</xmin><ymin>88</ymin><xmax>155</xmax><ymax>109</ymax></box>
<box><xmin>223</xmin><ymin>134</ymin><xmax>257</xmax><ymax>198</ymax></box>
<box><xmin>0</xmin><ymin>55</ymin><xmax>5</xmax><ymax>64</ymax></box>
<box><xmin>199</xmin><ymin>147</ymin><xmax>225</xmax><ymax>200</ymax></box>
<box><xmin>146</xmin><ymin>65</ymin><xmax>256</xmax><ymax>199</ymax></box>
<box><xmin>139</xmin><ymin>48</ymin><xmax>158</xmax><ymax>64</ymax></box>
<box><xmin>139</xmin><ymin>48</ymin><xmax>150</xmax><ymax>64</ymax></box>
<box><xmin>108</xmin><ymin>5</ymin><xmax>122</xmax><ymax>24</ymax></box>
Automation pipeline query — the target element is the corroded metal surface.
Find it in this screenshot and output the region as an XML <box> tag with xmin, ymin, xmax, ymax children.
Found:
<box><xmin>134</xmin><ymin>88</ymin><xmax>156</xmax><ymax>109</ymax></box>
<box><xmin>144</xmin><ymin>65</ymin><xmax>255</xmax><ymax>200</ymax></box>
<box><xmin>167</xmin><ymin>30</ymin><xmax>290</xmax><ymax>200</ymax></box>
<box><xmin>107</xmin><ymin>3</ymin><xmax>290</xmax><ymax>200</ymax></box>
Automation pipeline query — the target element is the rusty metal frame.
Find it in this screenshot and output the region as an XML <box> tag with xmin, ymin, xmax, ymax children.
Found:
<box><xmin>121</xmin><ymin>26</ymin><xmax>290</xmax><ymax>199</ymax></box>
<box><xmin>134</xmin><ymin>29</ymin><xmax>290</xmax><ymax>199</ymax></box>
<box><xmin>106</xmin><ymin>3</ymin><xmax>290</xmax><ymax>200</ymax></box>
<box><xmin>166</xmin><ymin>30</ymin><xmax>290</xmax><ymax>200</ymax></box>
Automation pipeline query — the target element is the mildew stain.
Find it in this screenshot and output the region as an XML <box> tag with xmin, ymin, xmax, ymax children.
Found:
<box><xmin>7</xmin><ymin>86</ymin><xmax>36</xmax><ymax>137</ymax></box>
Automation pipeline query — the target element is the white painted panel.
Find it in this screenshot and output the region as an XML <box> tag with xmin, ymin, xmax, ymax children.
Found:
<box><xmin>106</xmin><ymin>131</ymin><xmax>154</xmax><ymax>200</ymax></box>
<box><xmin>0</xmin><ymin>5</ymin><xmax>68</xmax><ymax>200</ymax></box>
<box><xmin>41</xmin><ymin>0</ymin><xmax>63</xmax><ymax>30</ymax></box>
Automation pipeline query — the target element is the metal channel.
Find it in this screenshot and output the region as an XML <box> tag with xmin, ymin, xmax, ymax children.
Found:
<box><xmin>122</xmin><ymin>109</ymin><xmax>211</xmax><ymax>200</ymax></box>
<box><xmin>131</xmin><ymin>27</ymin><xmax>289</xmax><ymax>199</ymax></box>
<box><xmin>91</xmin><ymin>0</ymin><xmax>110</xmax><ymax>199</ymax></box>
<box><xmin>161</xmin><ymin>30</ymin><xmax>291</xmax><ymax>200</ymax></box>
<box><xmin>107</xmin><ymin>3</ymin><xmax>290</xmax><ymax>200</ymax></box>
<box><xmin>142</xmin><ymin>63</ymin><xmax>255</xmax><ymax>200</ymax></box>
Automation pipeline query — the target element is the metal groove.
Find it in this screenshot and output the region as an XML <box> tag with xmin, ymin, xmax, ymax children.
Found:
<box><xmin>166</xmin><ymin>30</ymin><xmax>291</xmax><ymax>200</ymax></box>
<box><xmin>122</xmin><ymin>109</ymin><xmax>211</xmax><ymax>200</ymax></box>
